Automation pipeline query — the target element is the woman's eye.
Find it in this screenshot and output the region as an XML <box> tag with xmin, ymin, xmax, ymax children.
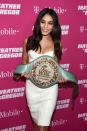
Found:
<box><xmin>41</xmin><ymin>21</ymin><xmax>45</xmax><ymax>23</ymax></box>
<box><xmin>49</xmin><ymin>22</ymin><xmax>53</xmax><ymax>25</ymax></box>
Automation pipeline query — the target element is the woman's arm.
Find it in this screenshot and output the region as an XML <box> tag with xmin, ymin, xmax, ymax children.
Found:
<box><xmin>21</xmin><ymin>37</ymin><xmax>31</xmax><ymax>79</ymax></box>
<box><xmin>22</xmin><ymin>38</ymin><xmax>28</xmax><ymax>64</ymax></box>
<box><xmin>15</xmin><ymin>38</ymin><xmax>29</xmax><ymax>80</ymax></box>
<box><xmin>54</xmin><ymin>42</ymin><xmax>67</xmax><ymax>83</ymax></box>
<box><xmin>54</xmin><ymin>42</ymin><xmax>62</xmax><ymax>62</ymax></box>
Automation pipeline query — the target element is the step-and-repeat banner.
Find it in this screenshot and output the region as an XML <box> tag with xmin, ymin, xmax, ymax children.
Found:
<box><xmin>0</xmin><ymin>0</ymin><xmax>87</xmax><ymax>130</ymax></box>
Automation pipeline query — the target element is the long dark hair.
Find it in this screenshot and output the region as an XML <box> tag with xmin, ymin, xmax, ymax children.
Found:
<box><xmin>26</xmin><ymin>8</ymin><xmax>62</xmax><ymax>60</ymax></box>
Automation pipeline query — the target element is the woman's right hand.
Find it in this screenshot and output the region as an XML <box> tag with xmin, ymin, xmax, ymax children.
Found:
<box><xmin>21</xmin><ymin>72</ymin><xmax>31</xmax><ymax>79</ymax></box>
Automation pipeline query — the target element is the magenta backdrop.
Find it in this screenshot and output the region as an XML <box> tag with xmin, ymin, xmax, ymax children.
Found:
<box><xmin>0</xmin><ymin>0</ymin><xmax>87</xmax><ymax>131</ymax></box>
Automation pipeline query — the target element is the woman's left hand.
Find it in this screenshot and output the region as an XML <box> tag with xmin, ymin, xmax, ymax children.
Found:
<box><xmin>58</xmin><ymin>77</ymin><xmax>67</xmax><ymax>83</ymax></box>
<box><xmin>21</xmin><ymin>72</ymin><xmax>31</xmax><ymax>79</ymax></box>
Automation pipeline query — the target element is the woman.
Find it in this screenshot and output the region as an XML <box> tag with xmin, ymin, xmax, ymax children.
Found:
<box><xmin>21</xmin><ymin>8</ymin><xmax>66</xmax><ymax>131</ymax></box>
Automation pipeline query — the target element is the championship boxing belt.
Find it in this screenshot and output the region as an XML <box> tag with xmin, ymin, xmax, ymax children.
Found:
<box><xmin>14</xmin><ymin>55</ymin><xmax>78</xmax><ymax>108</ymax></box>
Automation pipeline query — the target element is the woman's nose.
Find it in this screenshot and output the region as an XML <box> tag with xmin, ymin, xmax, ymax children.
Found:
<box><xmin>44</xmin><ymin>23</ymin><xmax>48</xmax><ymax>28</ymax></box>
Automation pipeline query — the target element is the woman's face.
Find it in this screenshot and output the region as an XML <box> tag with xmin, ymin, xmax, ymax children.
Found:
<box><xmin>40</xmin><ymin>14</ymin><xmax>54</xmax><ymax>36</ymax></box>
